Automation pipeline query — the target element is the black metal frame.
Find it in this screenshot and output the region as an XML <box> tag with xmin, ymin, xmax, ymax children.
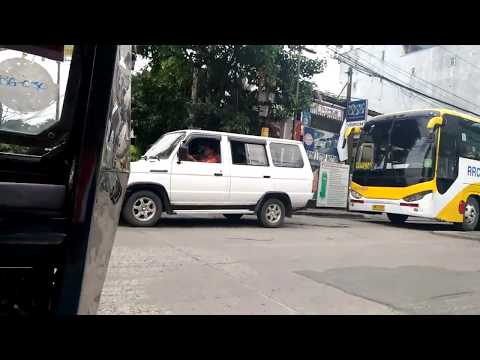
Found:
<box><xmin>0</xmin><ymin>46</ymin><xmax>84</xmax><ymax>148</ymax></box>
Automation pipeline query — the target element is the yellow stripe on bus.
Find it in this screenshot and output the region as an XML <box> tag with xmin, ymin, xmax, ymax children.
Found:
<box><xmin>351</xmin><ymin>180</ymin><xmax>436</xmax><ymax>200</ymax></box>
<box><xmin>436</xmin><ymin>184</ymin><xmax>480</xmax><ymax>223</ymax></box>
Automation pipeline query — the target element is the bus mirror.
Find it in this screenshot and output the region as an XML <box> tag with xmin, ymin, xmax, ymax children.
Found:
<box><xmin>427</xmin><ymin>116</ymin><xmax>443</xmax><ymax>129</ymax></box>
<box><xmin>345</xmin><ymin>127</ymin><xmax>353</xmax><ymax>138</ymax></box>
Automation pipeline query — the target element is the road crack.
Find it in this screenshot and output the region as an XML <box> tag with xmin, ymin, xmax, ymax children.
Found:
<box><xmin>162</xmin><ymin>239</ymin><xmax>299</xmax><ymax>314</ymax></box>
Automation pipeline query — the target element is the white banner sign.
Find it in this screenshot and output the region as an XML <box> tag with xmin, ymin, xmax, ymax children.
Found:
<box><xmin>316</xmin><ymin>161</ymin><xmax>350</xmax><ymax>208</ymax></box>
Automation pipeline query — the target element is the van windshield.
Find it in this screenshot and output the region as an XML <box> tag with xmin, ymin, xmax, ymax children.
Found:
<box><xmin>144</xmin><ymin>132</ymin><xmax>185</xmax><ymax>159</ymax></box>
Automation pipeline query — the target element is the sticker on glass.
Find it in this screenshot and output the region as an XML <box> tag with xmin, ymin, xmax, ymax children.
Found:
<box><xmin>0</xmin><ymin>57</ymin><xmax>57</xmax><ymax>113</ymax></box>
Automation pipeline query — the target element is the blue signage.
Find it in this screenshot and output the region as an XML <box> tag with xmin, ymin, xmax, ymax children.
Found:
<box><xmin>301</xmin><ymin>110</ymin><xmax>311</xmax><ymax>126</ymax></box>
<box><xmin>346</xmin><ymin>99</ymin><xmax>368</xmax><ymax>123</ymax></box>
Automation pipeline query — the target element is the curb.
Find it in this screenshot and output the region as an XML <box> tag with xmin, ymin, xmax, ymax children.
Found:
<box><xmin>296</xmin><ymin>210</ymin><xmax>370</xmax><ymax>220</ymax></box>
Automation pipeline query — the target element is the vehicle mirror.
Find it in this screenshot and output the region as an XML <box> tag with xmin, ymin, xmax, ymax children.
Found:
<box><xmin>427</xmin><ymin>116</ymin><xmax>443</xmax><ymax>129</ymax></box>
<box><xmin>177</xmin><ymin>145</ymin><xmax>187</xmax><ymax>162</ymax></box>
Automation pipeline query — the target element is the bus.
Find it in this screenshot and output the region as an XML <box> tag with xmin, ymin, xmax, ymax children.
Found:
<box><xmin>349</xmin><ymin>108</ymin><xmax>480</xmax><ymax>231</ymax></box>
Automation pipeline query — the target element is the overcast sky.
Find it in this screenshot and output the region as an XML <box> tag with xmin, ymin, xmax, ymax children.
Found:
<box><xmin>307</xmin><ymin>45</ymin><xmax>343</xmax><ymax>95</ymax></box>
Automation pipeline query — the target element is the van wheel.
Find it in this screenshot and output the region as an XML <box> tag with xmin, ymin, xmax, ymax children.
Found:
<box><xmin>258</xmin><ymin>198</ymin><xmax>285</xmax><ymax>228</ymax></box>
<box><xmin>386</xmin><ymin>213</ymin><xmax>408</xmax><ymax>225</ymax></box>
<box><xmin>122</xmin><ymin>190</ymin><xmax>162</xmax><ymax>227</ymax></box>
<box><xmin>223</xmin><ymin>214</ymin><xmax>243</xmax><ymax>221</ymax></box>
<box><xmin>454</xmin><ymin>197</ymin><xmax>479</xmax><ymax>231</ymax></box>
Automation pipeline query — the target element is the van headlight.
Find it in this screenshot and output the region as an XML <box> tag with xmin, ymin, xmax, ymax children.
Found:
<box><xmin>350</xmin><ymin>190</ymin><xmax>362</xmax><ymax>199</ymax></box>
<box><xmin>403</xmin><ymin>190</ymin><xmax>432</xmax><ymax>202</ymax></box>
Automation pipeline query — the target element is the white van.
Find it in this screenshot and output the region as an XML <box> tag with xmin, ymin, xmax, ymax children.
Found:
<box><xmin>122</xmin><ymin>130</ymin><xmax>313</xmax><ymax>227</ymax></box>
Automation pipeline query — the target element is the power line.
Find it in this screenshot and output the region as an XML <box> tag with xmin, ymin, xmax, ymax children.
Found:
<box><xmin>327</xmin><ymin>46</ymin><xmax>480</xmax><ymax>117</ymax></box>
<box><xmin>326</xmin><ymin>47</ymin><xmax>444</xmax><ymax>108</ymax></box>
<box><xmin>355</xmin><ymin>48</ymin><xmax>480</xmax><ymax>111</ymax></box>
<box><xmin>328</xmin><ymin>47</ymin><xmax>471</xmax><ymax>112</ymax></box>
<box><xmin>328</xmin><ymin>47</ymin><xmax>449</xmax><ymax>110</ymax></box>
<box><xmin>438</xmin><ymin>45</ymin><xmax>480</xmax><ymax>73</ymax></box>
<box><xmin>356</xmin><ymin>47</ymin><xmax>480</xmax><ymax>109</ymax></box>
<box><xmin>343</xmin><ymin>53</ymin><xmax>445</xmax><ymax>109</ymax></box>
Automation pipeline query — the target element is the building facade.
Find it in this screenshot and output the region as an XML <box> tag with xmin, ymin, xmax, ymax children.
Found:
<box><xmin>339</xmin><ymin>45</ymin><xmax>480</xmax><ymax>116</ymax></box>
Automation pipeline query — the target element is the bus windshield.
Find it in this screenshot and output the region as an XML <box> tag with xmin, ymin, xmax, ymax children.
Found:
<box><xmin>353</xmin><ymin>116</ymin><xmax>436</xmax><ymax>187</ymax></box>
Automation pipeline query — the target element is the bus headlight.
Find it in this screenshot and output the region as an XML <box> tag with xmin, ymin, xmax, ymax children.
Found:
<box><xmin>403</xmin><ymin>190</ymin><xmax>432</xmax><ymax>202</ymax></box>
<box><xmin>350</xmin><ymin>190</ymin><xmax>362</xmax><ymax>199</ymax></box>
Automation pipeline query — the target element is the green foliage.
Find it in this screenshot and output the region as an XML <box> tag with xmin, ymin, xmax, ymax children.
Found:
<box><xmin>130</xmin><ymin>144</ymin><xmax>140</xmax><ymax>161</ymax></box>
<box><xmin>132</xmin><ymin>69</ymin><xmax>190</xmax><ymax>152</ymax></box>
<box><xmin>133</xmin><ymin>45</ymin><xmax>326</xmax><ymax>154</ymax></box>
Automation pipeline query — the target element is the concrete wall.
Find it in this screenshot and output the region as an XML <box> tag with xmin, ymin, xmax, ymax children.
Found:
<box><xmin>339</xmin><ymin>45</ymin><xmax>480</xmax><ymax>115</ymax></box>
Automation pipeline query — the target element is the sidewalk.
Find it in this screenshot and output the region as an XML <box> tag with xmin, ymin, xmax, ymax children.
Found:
<box><xmin>296</xmin><ymin>207</ymin><xmax>377</xmax><ymax>220</ymax></box>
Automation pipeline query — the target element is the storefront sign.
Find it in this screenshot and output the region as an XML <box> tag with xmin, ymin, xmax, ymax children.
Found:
<box><xmin>310</xmin><ymin>102</ymin><xmax>343</xmax><ymax>121</ymax></box>
<box><xmin>303</xmin><ymin>127</ymin><xmax>339</xmax><ymax>161</ymax></box>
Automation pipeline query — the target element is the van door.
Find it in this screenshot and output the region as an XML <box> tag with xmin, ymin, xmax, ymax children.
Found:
<box><xmin>268</xmin><ymin>142</ymin><xmax>313</xmax><ymax>208</ymax></box>
<box><xmin>229</xmin><ymin>137</ymin><xmax>271</xmax><ymax>205</ymax></box>
<box><xmin>170</xmin><ymin>134</ymin><xmax>229</xmax><ymax>205</ymax></box>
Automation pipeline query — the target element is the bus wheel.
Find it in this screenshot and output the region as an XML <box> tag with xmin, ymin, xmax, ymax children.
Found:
<box><xmin>387</xmin><ymin>213</ymin><xmax>408</xmax><ymax>225</ymax></box>
<box><xmin>455</xmin><ymin>197</ymin><xmax>479</xmax><ymax>231</ymax></box>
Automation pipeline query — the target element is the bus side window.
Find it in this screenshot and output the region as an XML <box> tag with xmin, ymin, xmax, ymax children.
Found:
<box><xmin>458</xmin><ymin>120</ymin><xmax>480</xmax><ymax>161</ymax></box>
<box><xmin>437</xmin><ymin>115</ymin><xmax>459</xmax><ymax>194</ymax></box>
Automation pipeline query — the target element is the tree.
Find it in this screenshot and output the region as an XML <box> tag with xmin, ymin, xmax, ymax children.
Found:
<box><xmin>133</xmin><ymin>45</ymin><xmax>326</xmax><ymax>153</ymax></box>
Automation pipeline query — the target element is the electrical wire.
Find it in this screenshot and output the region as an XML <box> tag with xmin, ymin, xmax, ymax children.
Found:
<box><xmin>326</xmin><ymin>46</ymin><xmax>480</xmax><ymax>117</ymax></box>
<box><xmin>347</xmin><ymin>51</ymin><xmax>457</xmax><ymax>109</ymax></box>
<box><xmin>355</xmin><ymin>47</ymin><xmax>480</xmax><ymax>110</ymax></box>
<box><xmin>438</xmin><ymin>45</ymin><xmax>480</xmax><ymax>73</ymax></box>
<box><xmin>326</xmin><ymin>47</ymin><xmax>446</xmax><ymax>110</ymax></box>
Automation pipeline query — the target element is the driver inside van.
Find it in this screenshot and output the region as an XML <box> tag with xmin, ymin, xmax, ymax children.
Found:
<box><xmin>186</xmin><ymin>143</ymin><xmax>220</xmax><ymax>163</ymax></box>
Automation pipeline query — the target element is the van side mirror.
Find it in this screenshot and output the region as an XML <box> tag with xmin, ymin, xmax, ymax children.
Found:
<box><xmin>177</xmin><ymin>145</ymin><xmax>187</xmax><ymax>163</ymax></box>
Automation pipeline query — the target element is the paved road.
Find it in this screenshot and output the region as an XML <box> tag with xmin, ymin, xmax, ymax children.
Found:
<box><xmin>98</xmin><ymin>213</ymin><xmax>480</xmax><ymax>315</ymax></box>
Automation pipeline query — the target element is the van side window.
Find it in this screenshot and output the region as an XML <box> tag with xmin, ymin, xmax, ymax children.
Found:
<box><xmin>270</xmin><ymin>143</ymin><xmax>304</xmax><ymax>168</ymax></box>
<box><xmin>181</xmin><ymin>137</ymin><xmax>221</xmax><ymax>163</ymax></box>
<box><xmin>230</xmin><ymin>141</ymin><xmax>268</xmax><ymax>166</ymax></box>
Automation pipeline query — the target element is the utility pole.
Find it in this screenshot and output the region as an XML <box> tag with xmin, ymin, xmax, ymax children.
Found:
<box><xmin>343</xmin><ymin>66</ymin><xmax>354</xmax><ymax>210</ymax></box>
<box><xmin>342</xmin><ymin>66</ymin><xmax>353</xmax><ymax>164</ymax></box>
<box><xmin>290</xmin><ymin>45</ymin><xmax>317</xmax><ymax>140</ymax></box>
<box><xmin>292</xmin><ymin>46</ymin><xmax>301</xmax><ymax>140</ymax></box>
<box><xmin>345</xmin><ymin>66</ymin><xmax>353</xmax><ymax>116</ymax></box>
